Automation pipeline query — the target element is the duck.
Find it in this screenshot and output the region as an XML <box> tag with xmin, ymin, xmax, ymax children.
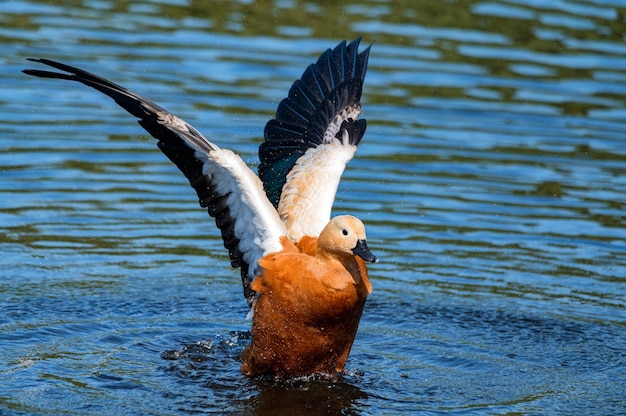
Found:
<box><xmin>24</xmin><ymin>38</ymin><xmax>376</xmax><ymax>378</ymax></box>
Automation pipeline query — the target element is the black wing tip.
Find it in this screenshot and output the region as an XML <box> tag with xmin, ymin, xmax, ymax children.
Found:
<box><xmin>23</xmin><ymin>58</ymin><xmax>80</xmax><ymax>77</ymax></box>
<box><xmin>276</xmin><ymin>37</ymin><xmax>371</xmax><ymax>122</ymax></box>
<box><xmin>259</xmin><ymin>38</ymin><xmax>371</xmax><ymax>183</ymax></box>
<box><xmin>23</xmin><ymin>58</ymin><xmax>72</xmax><ymax>80</ymax></box>
<box><xmin>23</xmin><ymin>58</ymin><xmax>41</xmax><ymax>71</ymax></box>
<box><xmin>24</xmin><ymin>57</ymin><xmax>46</xmax><ymax>65</ymax></box>
<box><xmin>342</xmin><ymin>37</ymin><xmax>372</xmax><ymax>73</ymax></box>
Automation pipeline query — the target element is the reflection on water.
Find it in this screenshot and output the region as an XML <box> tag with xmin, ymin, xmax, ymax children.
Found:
<box><xmin>1</xmin><ymin>0</ymin><xmax>625</xmax><ymax>414</ymax></box>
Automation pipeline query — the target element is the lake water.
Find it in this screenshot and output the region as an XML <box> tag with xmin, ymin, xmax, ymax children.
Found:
<box><xmin>1</xmin><ymin>0</ymin><xmax>625</xmax><ymax>414</ymax></box>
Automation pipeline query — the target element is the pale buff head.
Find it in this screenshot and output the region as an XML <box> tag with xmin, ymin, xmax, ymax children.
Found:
<box><xmin>317</xmin><ymin>215</ymin><xmax>378</xmax><ymax>263</ymax></box>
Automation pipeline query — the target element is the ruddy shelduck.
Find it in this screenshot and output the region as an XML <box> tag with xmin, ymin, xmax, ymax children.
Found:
<box><xmin>24</xmin><ymin>39</ymin><xmax>376</xmax><ymax>378</ymax></box>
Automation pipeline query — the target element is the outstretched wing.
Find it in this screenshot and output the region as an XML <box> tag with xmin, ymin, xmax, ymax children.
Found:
<box><xmin>259</xmin><ymin>39</ymin><xmax>371</xmax><ymax>240</ymax></box>
<box><xmin>23</xmin><ymin>59</ymin><xmax>285</xmax><ymax>305</ymax></box>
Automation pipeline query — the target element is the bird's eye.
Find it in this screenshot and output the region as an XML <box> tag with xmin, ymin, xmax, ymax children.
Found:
<box><xmin>342</xmin><ymin>229</ymin><xmax>348</xmax><ymax>236</ymax></box>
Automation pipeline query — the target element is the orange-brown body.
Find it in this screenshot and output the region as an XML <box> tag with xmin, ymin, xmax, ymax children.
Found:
<box><xmin>240</xmin><ymin>236</ymin><xmax>372</xmax><ymax>377</ymax></box>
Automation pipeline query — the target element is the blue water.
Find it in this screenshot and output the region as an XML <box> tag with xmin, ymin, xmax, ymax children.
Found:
<box><xmin>1</xmin><ymin>0</ymin><xmax>625</xmax><ymax>414</ymax></box>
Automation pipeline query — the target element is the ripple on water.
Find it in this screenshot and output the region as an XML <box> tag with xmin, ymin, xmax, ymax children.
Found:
<box><xmin>1</xmin><ymin>0</ymin><xmax>626</xmax><ymax>414</ymax></box>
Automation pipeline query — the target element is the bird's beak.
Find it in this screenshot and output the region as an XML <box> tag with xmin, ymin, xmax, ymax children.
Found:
<box><xmin>352</xmin><ymin>239</ymin><xmax>378</xmax><ymax>263</ymax></box>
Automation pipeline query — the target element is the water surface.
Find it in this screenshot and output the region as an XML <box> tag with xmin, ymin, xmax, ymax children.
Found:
<box><xmin>1</xmin><ymin>0</ymin><xmax>625</xmax><ymax>414</ymax></box>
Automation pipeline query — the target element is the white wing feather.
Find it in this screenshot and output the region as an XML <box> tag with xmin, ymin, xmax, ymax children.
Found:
<box><xmin>159</xmin><ymin>113</ymin><xmax>287</xmax><ymax>275</ymax></box>
<box><xmin>278</xmin><ymin>130</ymin><xmax>357</xmax><ymax>241</ymax></box>
<box><xmin>198</xmin><ymin>146</ymin><xmax>286</xmax><ymax>273</ymax></box>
